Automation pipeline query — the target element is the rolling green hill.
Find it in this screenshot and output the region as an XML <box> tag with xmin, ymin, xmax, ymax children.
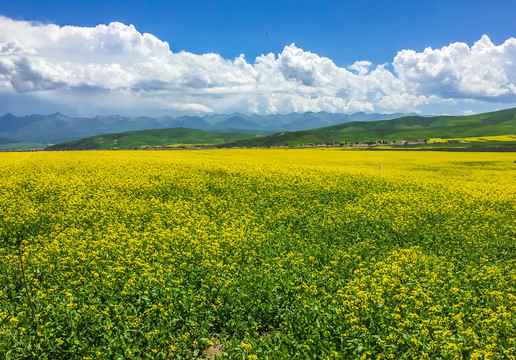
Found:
<box><xmin>224</xmin><ymin>107</ymin><xmax>516</xmax><ymax>148</ymax></box>
<box><xmin>0</xmin><ymin>137</ymin><xmax>18</xmax><ymax>145</ymax></box>
<box><xmin>45</xmin><ymin>127</ymin><xmax>261</xmax><ymax>150</ymax></box>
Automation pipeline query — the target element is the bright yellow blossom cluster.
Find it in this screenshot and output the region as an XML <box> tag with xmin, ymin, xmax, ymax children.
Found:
<box><xmin>0</xmin><ymin>149</ymin><xmax>515</xmax><ymax>359</ymax></box>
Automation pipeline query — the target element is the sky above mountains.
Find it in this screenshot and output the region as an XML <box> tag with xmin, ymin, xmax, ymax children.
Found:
<box><xmin>1</xmin><ymin>0</ymin><xmax>516</xmax><ymax>117</ymax></box>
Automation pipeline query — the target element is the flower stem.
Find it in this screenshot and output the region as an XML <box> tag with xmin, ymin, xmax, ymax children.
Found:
<box><xmin>18</xmin><ymin>246</ymin><xmax>36</xmax><ymax>322</ymax></box>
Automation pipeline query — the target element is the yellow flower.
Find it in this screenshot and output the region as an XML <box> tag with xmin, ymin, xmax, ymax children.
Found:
<box><xmin>241</xmin><ymin>342</ymin><xmax>252</xmax><ymax>350</ymax></box>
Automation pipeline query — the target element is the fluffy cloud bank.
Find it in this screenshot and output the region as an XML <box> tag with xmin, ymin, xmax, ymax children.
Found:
<box><xmin>394</xmin><ymin>35</ymin><xmax>516</xmax><ymax>101</ymax></box>
<box><xmin>1</xmin><ymin>16</ymin><xmax>516</xmax><ymax>115</ymax></box>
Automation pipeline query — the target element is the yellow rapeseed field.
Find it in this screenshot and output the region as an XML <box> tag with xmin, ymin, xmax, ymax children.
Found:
<box><xmin>1</xmin><ymin>149</ymin><xmax>515</xmax><ymax>359</ymax></box>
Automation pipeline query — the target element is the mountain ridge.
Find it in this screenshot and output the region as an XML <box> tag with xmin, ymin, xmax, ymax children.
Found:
<box><xmin>44</xmin><ymin>107</ymin><xmax>516</xmax><ymax>151</ymax></box>
<box><xmin>0</xmin><ymin>111</ymin><xmax>413</xmax><ymax>146</ymax></box>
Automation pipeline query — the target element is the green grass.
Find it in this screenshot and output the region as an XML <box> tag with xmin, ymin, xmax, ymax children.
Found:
<box><xmin>225</xmin><ymin>107</ymin><xmax>516</xmax><ymax>149</ymax></box>
<box><xmin>45</xmin><ymin>128</ymin><xmax>262</xmax><ymax>150</ymax></box>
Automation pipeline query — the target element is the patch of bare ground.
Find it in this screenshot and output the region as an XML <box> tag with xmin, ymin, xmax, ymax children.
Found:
<box><xmin>204</xmin><ymin>339</ymin><xmax>222</xmax><ymax>359</ymax></box>
<box><xmin>203</xmin><ymin>330</ymin><xmax>281</xmax><ymax>359</ymax></box>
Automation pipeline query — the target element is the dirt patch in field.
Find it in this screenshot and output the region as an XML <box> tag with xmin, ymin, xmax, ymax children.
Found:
<box><xmin>204</xmin><ymin>339</ymin><xmax>222</xmax><ymax>359</ymax></box>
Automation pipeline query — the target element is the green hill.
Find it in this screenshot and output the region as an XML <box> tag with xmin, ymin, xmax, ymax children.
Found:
<box><xmin>224</xmin><ymin>107</ymin><xmax>516</xmax><ymax>149</ymax></box>
<box><xmin>45</xmin><ymin>127</ymin><xmax>261</xmax><ymax>150</ymax></box>
<box><xmin>0</xmin><ymin>137</ymin><xmax>19</xmax><ymax>145</ymax></box>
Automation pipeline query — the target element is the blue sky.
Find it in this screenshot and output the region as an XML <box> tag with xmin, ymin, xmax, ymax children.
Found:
<box><xmin>4</xmin><ymin>0</ymin><xmax>516</xmax><ymax>66</ymax></box>
<box><xmin>1</xmin><ymin>0</ymin><xmax>516</xmax><ymax>116</ymax></box>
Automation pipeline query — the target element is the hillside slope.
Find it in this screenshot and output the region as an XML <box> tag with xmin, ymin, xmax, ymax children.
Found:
<box><xmin>225</xmin><ymin>108</ymin><xmax>516</xmax><ymax>147</ymax></box>
<box><xmin>46</xmin><ymin>128</ymin><xmax>260</xmax><ymax>150</ymax></box>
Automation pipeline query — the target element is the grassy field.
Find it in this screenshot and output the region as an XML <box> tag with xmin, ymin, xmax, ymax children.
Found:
<box><xmin>1</xmin><ymin>149</ymin><xmax>515</xmax><ymax>359</ymax></box>
<box><xmin>45</xmin><ymin>128</ymin><xmax>261</xmax><ymax>150</ymax></box>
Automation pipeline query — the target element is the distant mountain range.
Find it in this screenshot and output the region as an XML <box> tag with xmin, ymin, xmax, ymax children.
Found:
<box><xmin>44</xmin><ymin>107</ymin><xmax>516</xmax><ymax>151</ymax></box>
<box><xmin>0</xmin><ymin>111</ymin><xmax>409</xmax><ymax>147</ymax></box>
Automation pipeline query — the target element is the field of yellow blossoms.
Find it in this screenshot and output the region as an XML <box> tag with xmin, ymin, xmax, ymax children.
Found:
<box><xmin>1</xmin><ymin>149</ymin><xmax>515</xmax><ymax>359</ymax></box>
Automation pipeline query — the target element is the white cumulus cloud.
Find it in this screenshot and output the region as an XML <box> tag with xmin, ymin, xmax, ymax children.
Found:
<box><xmin>1</xmin><ymin>15</ymin><xmax>516</xmax><ymax>116</ymax></box>
<box><xmin>393</xmin><ymin>35</ymin><xmax>516</xmax><ymax>101</ymax></box>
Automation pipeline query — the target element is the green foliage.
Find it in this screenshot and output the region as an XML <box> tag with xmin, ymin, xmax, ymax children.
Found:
<box><xmin>0</xmin><ymin>150</ymin><xmax>515</xmax><ymax>359</ymax></box>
